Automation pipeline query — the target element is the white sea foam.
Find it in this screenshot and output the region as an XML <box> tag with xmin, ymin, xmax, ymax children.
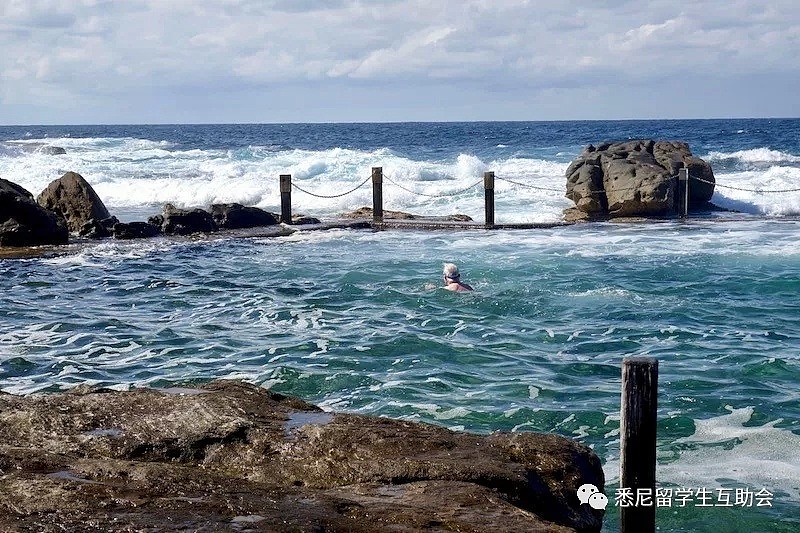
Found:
<box><xmin>0</xmin><ymin>136</ymin><xmax>571</xmax><ymax>223</ymax></box>
<box><xmin>41</xmin><ymin>254</ymin><xmax>106</xmax><ymax>269</ymax></box>
<box><xmin>604</xmin><ymin>407</ymin><xmax>800</xmax><ymax>501</ymax></box>
<box><xmin>708</xmin><ymin>166</ymin><xmax>800</xmax><ymax>216</ymax></box>
<box><xmin>706</xmin><ymin>147</ymin><xmax>800</xmax><ymax>164</ymax></box>
<box><xmin>569</xmin><ymin>287</ymin><xmax>641</xmax><ymax>300</ymax></box>
<box><xmin>4</xmin><ymin>136</ymin><xmax>800</xmax><ymax>222</ymax></box>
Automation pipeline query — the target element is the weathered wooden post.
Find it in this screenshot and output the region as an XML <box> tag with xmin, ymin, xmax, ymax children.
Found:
<box><xmin>372</xmin><ymin>167</ymin><xmax>383</xmax><ymax>223</ymax></box>
<box><xmin>677</xmin><ymin>168</ymin><xmax>689</xmax><ymax>218</ymax></box>
<box><xmin>280</xmin><ymin>174</ymin><xmax>292</xmax><ymax>224</ymax></box>
<box><xmin>620</xmin><ymin>357</ymin><xmax>658</xmax><ymax>533</ymax></box>
<box><xmin>484</xmin><ymin>171</ymin><xmax>495</xmax><ymax>228</ymax></box>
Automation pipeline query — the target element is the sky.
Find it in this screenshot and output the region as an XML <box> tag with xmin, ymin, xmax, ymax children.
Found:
<box><xmin>1</xmin><ymin>0</ymin><xmax>799</xmax><ymax>124</ymax></box>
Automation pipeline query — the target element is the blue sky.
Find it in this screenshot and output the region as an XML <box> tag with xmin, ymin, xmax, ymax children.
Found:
<box><xmin>1</xmin><ymin>0</ymin><xmax>799</xmax><ymax>124</ymax></box>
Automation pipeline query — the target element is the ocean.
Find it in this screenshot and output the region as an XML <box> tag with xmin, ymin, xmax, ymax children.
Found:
<box><xmin>1</xmin><ymin>119</ymin><xmax>799</xmax><ymax>531</ymax></box>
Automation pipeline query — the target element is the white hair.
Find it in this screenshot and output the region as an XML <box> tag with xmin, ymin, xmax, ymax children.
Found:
<box><xmin>443</xmin><ymin>263</ymin><xmax>460</xmax><ymax>280</ymax></box>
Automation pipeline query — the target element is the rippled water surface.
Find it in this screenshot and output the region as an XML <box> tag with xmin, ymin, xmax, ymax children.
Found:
<box><xmin>2</xmin><ymin>221</ymin><xmax>799</xmax><ymax>530</ymax></box>
<box><xmin>2</xmin><ymin>119</ymin><xmax>800</xmax><ymax>531</ymax></box>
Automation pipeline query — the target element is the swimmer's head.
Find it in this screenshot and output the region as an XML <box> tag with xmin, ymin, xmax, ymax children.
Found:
<box><xmin>443</xmin><ymin>263</ymin><xmax>460</xmax><ymax>282</ymax></box>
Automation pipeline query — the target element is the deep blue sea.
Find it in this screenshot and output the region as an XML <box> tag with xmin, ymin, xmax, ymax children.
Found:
<box><xmin>1</xmin><ymin>120</ymin><xmax>799</xmax><ymax>531</ymax></box>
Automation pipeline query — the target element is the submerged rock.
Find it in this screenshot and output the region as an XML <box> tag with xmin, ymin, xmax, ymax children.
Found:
<box><xmin>0</xmin><ymin>178</ymin><xmax>68</xmax><ymax>247</ymax></box>
<box><xmin>343</xmin><ymin>206</ymin><xmax>417</xmax><ymax>220</ymax></box>
<box><xmin>291</xmin><ymin>214</ymin><xmax>322</xmax><ymax>225</ymax></box>
<box><xmin>39</xmin><ymin>145</ymin><xmax>67</xmax><ymax>155</ymax></box>
<box><xmin>112</xmin><ymin>221</ymin><xmax>161</xmax><ymax>240</ymax></box>
<box><xmin>151</xmin><ymin>203</ymin><xmax>218</xmax><ymax>235</ymax></box>
<box><xmin>0</xmin><ymin>381</ymin><xmax>603</xmax><ymax>532</ymax></box>
<box><xmin>342</xmin><ymin>206</ymin><xmax>473</xmax><ymax>222</ymax></box>
<box><xmin>565</xmin><ymin>140</ymin><xmax>715</xmax><ymax>218</ymax></box>
<box><xmin>37</xmin><ymin>171</ymin><xmax>111</xmax><ymax>233</ymax></box>
<box><xmin>4</xmin><ymin>142</ymin><xmax>66</xmax><ymax>155</ymax></box>
<box><xmin>210</xmin><ymin>203</ymin><xmax>278</xmax><ymax>229</ymax></box>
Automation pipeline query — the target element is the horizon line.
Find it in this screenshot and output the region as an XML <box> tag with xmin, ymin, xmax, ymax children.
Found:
<box><xmin>1</xmin><ymin>116</ymin><xmax>798</xmax><ymax>128</ymax></box>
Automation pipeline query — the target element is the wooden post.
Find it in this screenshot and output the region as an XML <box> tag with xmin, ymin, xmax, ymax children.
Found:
<box><xmin>620</xmin><ymin>357</ymin><xmax>658</xmax><ymax>533</ymax></box>
<box><xmin>280</xmin><ymin>174</ymin><xmax>292</xmax><ymax>224</ymax></box>
<box><xmin>372</xmin><ymin>167</ymin><xmax>383</xmax><ymax>223</ymax></box>
<box><xmin>484</xmin><ymin>171</ymin><xmax>495</xmax><ymax>228</ymax></box>
<box><xmin>678</xmin><ymin>168</ymin><xmax>689</xmax><ymax>218</ymax></box>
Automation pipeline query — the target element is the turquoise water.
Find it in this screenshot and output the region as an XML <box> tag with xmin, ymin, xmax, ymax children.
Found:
<box><xmin>2</xmin><ymin>221</ymin><xmax>799</xmax><ymax>531</ymax></box>
<box><xmin>2</xmin><ymin>119</ymin><xmax>800</xmax><ymax>530</ymax></box>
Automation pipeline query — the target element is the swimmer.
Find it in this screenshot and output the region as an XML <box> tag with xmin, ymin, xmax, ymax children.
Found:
<box><xmin>442</xmin><ymin>263</ymin><xmax>473</xmax><ymax>292</ymax></box>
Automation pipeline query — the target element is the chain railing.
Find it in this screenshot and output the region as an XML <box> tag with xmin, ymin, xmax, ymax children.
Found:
<box><xmin>495</xmin><ymin>175</ymin><xmax>652</xmax><ymax>194</ymax></box>
<box><xmin>276</xmin><ymin>168</ymin><xmax>800</xmax><ymax>225</ymax></box>
<box><xmin>493</xmin><ymin>175</ymin><xmax>564</xmax><ymax>192</ymax></box>
<box><xmin>290</xmin><ymin>174</ymin><xmax>372</xmax><ymax>199</ymax></box>
<box><xmin>690</xmin><ymin>175</ymin><xmax>800</xmax><ymax>194</ymax></box>
<box><xmin>383</xmin><ymin>173</ymin><xmax>483</xmax><ymax>198</ymax></box>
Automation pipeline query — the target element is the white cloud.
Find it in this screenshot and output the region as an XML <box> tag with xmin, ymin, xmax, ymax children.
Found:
<box><xmin>0</xmin><ymin>0</ymin><xmax>799</xmax><ymax>121</ymax></box>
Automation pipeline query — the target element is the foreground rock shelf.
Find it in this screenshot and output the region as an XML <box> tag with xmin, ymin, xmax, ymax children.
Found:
<box><xmin>0</xmin><ymin>381</ymin><xmax>604</xmax><ymax>532</ymax></box>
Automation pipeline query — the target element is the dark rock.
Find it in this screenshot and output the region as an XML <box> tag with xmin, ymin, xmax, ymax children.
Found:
<box><xmin>152</xmin><ymin>203</ymin><xmax>218</xmax><ymax>235</ymax></box>
<box><xmin>37</xmin><ymin>172</ymin><xmax>111</xmax><ymax>233</ymax></box>
<box><xmin>112</xmin><ymin>221</ymin><xmax>161</xmax><ymax>240</ymax></box>
<box><xmin>565</xmin><ymin>140</ymin><xmax>715</xmax><ymax>218</ymax></box>
<box><xmin>210</xmin><ymin>203</ymin><xmax>278</xmax><ymax>229</ymax></box>
<box><xmin>0</xmin><ymin>381</ymin><xmax>603</xmax><ymax>532</ymax></box>
<box><xmin>1</xmin><ymin>179</ymin><xmax>35</xmax><ymax>199</ymax></box>
<box><xmin>79</xmin><ymin>216</ymin><xmax>119</xmax><ymax>239</ymax></box>
<box><xmin>0</xmin><ymin>178</ymin><xmax>68</xmax><ymax>247</ymax></box>
<box><xmin>146</xmin><ymin>214</ymin><xmax>164</xmax><ymax>227</ymax></box>
<box><xmin>292</xmin><ymin>214</ymin><xmax>322</xmax><ymax>225</ymax></box>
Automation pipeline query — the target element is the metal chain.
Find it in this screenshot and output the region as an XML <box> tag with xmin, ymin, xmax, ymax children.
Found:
<box><xmin>290</xmin><ymin>175</ymin><xmax>372</xmax><ymax>198</ymax></box>
<box><xmin>496</xmin><ymin>175</ymin><xmax>642</xmax><ymax>194</ymax></box>
<box><xmin>286</xmin><ymin>172</ymin><xmax>800</xmax><ymax>201</ymax></box>
<box><xmin>494</xmin><ymin>175</ymin><xmax>563</xmax><ymax>192</ymax></box>
<box><xmin>383</xmin><ymin>174</ymin><xmax>483</xmax><ymax>198</ymax></box>
<box><xmin>690</xmin><ymin>175</ymin><xmax>800</xmax><ymax>194</ymax></box>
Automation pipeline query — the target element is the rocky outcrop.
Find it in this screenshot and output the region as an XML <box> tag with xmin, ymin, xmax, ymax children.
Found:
<box><xmin>112</xmin><ymin>221</ymin><xmax>161</xmax><ymax>240</ymax></box>
<box><xmin>149</xmin><ymin>203</ymin><xmax>218</xmax><ymax>235</ymax></box>
<box><xmin>0</xmin><ymin>178</ymin><xmax>68</xmax><ymax>247</ymax></box>
<box><xmin>565</xmin><ymin>140</ymin><xmax>715</xmax><ymax>218</ymax></box>
<box><xmin>342</xmin><ymin>206</ymin><xmax>473</xmax><ymax>222</ymax></box>
<box><xmin>37</xmin><ymin>172</ymin><xmax>111</xmax><ymax>233</ymax></box>
<box><xmin>0</xmin><ymin>381</ymin><xmax>604</xmax><ymax>532</ymax></box>
<box><xmin>210</xmin><ymin>203</ymin><xmax>278</xmax><ymax>229</ymax></box>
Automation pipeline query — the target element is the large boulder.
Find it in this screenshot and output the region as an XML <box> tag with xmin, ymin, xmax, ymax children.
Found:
<box><xmin>37</xmin><ymin>172</ymin><xmax>111</xmax><ymax>233</ymax></box>
<box><xmin>0</xmin><ymin>179</ymin><xmax>68</xmax><ymax>247</ymax></box>
<box><xmin>149</xmin><ymin>203</ymin><xmax>218</xmax><ymax>235</ymax></box>
<box><xmin>210</xmin><ymin>203</ymin><xmax>278</xmax><ymax>229</ymax></box>
<box><xmin>565</xmin><ymin>140</ymin><xmax>715</xmax><ymax>218</ymax></box>
<box><xmin>0</xmin><ymin>381</ymin><xmax>604</xmax><ymax>532</ymax></box>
